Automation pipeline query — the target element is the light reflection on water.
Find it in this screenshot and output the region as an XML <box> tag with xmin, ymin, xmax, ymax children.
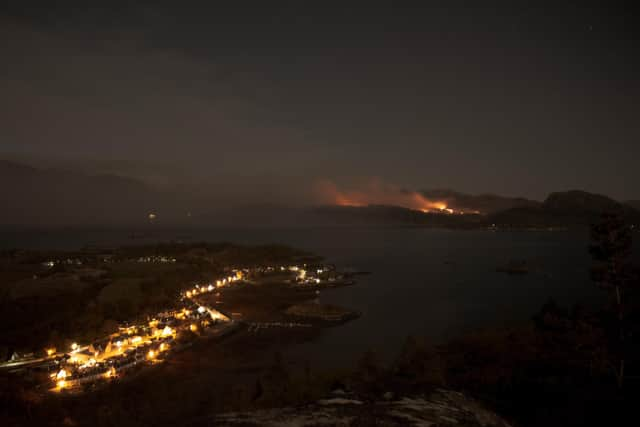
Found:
<box><xmin>1</xmin><ymin>227</ymin><xmax>604</xmax><ymax>368</ymax></box>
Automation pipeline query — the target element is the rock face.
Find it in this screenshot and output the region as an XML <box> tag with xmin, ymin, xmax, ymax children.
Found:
<box><xmin>214</xmin><ymin>389</ymin><xmax>512</xmax><ymax>426</ymax></box>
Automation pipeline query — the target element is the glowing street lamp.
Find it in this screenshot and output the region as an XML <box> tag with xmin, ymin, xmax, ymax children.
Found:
<box><xmin>104</xmin><ymin>367</ymin><xmax>116</xmax><ymax>378</ymax></box>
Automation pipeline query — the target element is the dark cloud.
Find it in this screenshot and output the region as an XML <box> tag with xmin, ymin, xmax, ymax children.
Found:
<box><xmin>1</xmin><ymin>3</ymin><xmax>639</xmax><ymax>202</ymax></box>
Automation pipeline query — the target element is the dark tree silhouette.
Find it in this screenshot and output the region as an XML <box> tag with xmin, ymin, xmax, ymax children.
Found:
<box><xmin>589</xmin><ymin>211</ymin><xmax>633</xmax><ymax>387</ymax></box>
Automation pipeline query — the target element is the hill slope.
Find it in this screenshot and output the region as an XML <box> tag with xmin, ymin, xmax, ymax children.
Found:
<box><xmin>2</xmin><ymin>160</ymin><xmax>637</xmax><ymax>229</ymax></box>
<box><xmin>488</xmin><ymin>190</ymin><xmax>640</xmax><ymax>228</ymax></box>
<box><xmin>0</xmin><ymin>160</ymin><xmax>189</xmax><ymax>227</ymax></box>
<box><xmin>420</xmin><ymin>189</ymin><xmax>539</xmax><ymax>214</ymax></box>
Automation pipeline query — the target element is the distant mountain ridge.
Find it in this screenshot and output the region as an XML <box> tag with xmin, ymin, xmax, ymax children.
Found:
<box><xmin>488</xmin><ymin>190</ymin><xmax>640</xmax><ymax>228</ymax></box>
<box><xmin>1</xmin><ymin>160</ymin><xmax>638</xmax><ymax>228</ymax></box>
<box><xmin>310</xmin><ymin>190</ymin><xmax>640</xmax><ymax>229</ymax></box>
<box><xmin>308</xmin><ymin>204</ymin><xmax>482</xmax><ymax>227</ymax></box>
<box><xmin>420</xmin><ymin>189</ymin><xmax>539</xmax><ymax>214</ymax></box>
<box><xmin>0</xmin><ymin>160</ymin><xmax>192</xmax><ymax>227</ymax></box>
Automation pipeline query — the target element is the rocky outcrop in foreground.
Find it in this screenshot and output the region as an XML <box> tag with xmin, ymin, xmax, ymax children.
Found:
<box><xmin>214</xmin><ymin>388</ymin><xmax>511</xmax><ymax>426</ymax></box>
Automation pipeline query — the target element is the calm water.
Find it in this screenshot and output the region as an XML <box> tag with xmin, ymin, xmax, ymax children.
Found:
<box><xmin>1</xmin><ymin>227</ymin><xmax>601</xmax><ymax>367</ymax></box>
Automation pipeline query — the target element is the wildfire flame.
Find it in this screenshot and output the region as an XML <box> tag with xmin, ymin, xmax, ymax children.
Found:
<box><xmin>314</xmin><ymin>179</ymin><xmax>455</xmax><ymax>214</ymax></box>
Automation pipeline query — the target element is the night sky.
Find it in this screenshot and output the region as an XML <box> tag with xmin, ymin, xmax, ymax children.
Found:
<box><xmin>1</xmin><ymin>2</ymin><xmax>638</xmax><ymax>203</ymax></box>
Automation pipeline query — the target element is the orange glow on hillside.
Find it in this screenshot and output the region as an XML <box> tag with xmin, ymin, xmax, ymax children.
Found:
<box><xmin>314</xmin><ymin>179</ymin><xmax>456</xmax><ymax>213</ymax></box>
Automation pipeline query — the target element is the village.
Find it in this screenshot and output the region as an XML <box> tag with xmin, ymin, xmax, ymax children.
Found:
<box><xmin>1</xmin><ymin>258</ymin><xmax>357</xmax><ymax>394</ymax></box>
